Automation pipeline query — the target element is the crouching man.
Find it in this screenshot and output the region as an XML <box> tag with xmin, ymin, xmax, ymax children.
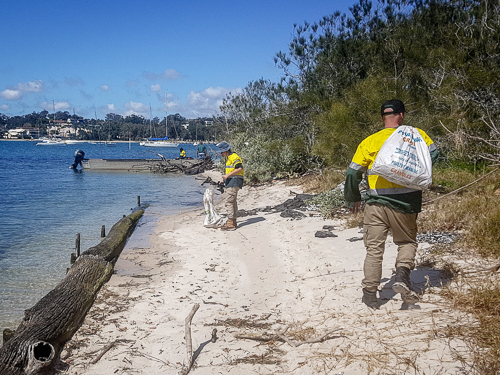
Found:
<box><xmin>344</xmin><ymin>99</ymin><xmax>439</xmax><ymax>308</ymax></box>
<box><xmin>70</xmin><ymin>149</ymin><xmax>85</xmax><ymax>169</ymax></box>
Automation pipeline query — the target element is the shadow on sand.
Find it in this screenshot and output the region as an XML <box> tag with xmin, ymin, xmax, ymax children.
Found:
<box><xmin>378</xmin><ymin>265</ymin><xmax>453</xmax><ymax>310</ymax></box>
<box><xmin>237</xmin><ymin>216</ymin><xmax>266</xmax><ymax>229</ymax></box>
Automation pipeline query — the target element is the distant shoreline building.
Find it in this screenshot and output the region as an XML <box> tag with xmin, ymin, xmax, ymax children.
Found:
<box><xmin>4</xmin><ymin>127</ymin><xmax>40</xmax><ymax>139</ymax></box>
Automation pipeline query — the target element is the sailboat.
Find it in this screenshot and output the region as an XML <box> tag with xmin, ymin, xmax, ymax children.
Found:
<box><xmin>193</xmin><ymin>123</ymin><xmax>199</xmax><ymax>146</ymax></box>
<box><xmin>140</xmin><ymin>101</ymin><xmax>178</xmax><ymax>148</ymax></box>
<box><xmin>105</xmin><ymin>120</ymin><xmax>116</xmax><ymax>146</ymax></box>
<box><xmin>140</xmin><ymin>137</ymin><xmax>178</xmax><ymax>147</ymax></box>
<box><xmin>36</xmin><ymin>101</ymin><xmax>66</xmax><ymax>146</ymax></box>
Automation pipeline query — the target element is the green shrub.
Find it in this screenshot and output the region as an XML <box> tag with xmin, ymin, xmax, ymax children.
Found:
<box><xmin>226</xmin><ymin>133</ymin><xmax>311</xmax><ymax>182</ymax></box>
<box><xmin>306</xmin><ymin>188</ymin><xmax>345</xmax><ymax>218</ymax></box>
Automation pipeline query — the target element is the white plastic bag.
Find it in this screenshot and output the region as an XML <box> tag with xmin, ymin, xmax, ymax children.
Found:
<box><xmin>371</xmin><ymin>125</ymin><xmax>433</xmax><ymax>190</ymax></box>
<box><xmin>203</xmin><ymin>187</ymin><xmax>224</xmax><ymax>228</ymax></box>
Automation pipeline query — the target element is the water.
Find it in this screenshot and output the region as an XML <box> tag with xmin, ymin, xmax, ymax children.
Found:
<box><xmin>0</xmin><ymin>140</ymin><xmax>211</xmax><ymax>330</ymax></box>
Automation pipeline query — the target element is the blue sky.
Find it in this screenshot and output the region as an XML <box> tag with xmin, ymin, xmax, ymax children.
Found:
<box><xmin>1</xmin><ymin>0</ymin><xmax>358</xmax><ymax>120</ymax></box>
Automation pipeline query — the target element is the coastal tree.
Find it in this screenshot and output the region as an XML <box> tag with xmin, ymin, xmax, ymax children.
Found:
<box><xmin>218</xmin><ymin>0</ymin><xmax>500</xmax><ymax>178</ymax></box>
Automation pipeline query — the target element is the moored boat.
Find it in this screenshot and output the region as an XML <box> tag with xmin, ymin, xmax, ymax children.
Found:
<box><xmin>35</xmin><ymin>137</ymin><xmax>66</xmax><ymax>146</ymax></box>
<box><xmin>140</xmin><ymin>137</ymin><xmax>179</xmax><ymax>147</ymax></box>
<box><xmin>81</xmin><ymin>157</ymin><xmax>200</xmax><ymax>172</ymax></box>
<box><xmin>140</xmin><ymin>102</ymin><xmax>178</xmax><ymax>147</ymax></box>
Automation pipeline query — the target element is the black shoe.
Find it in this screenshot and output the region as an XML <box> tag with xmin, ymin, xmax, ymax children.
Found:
<box><xmin>393</xmin><ymin>267</ymin><xmax>419</xmax><ymax>304</ymax></box>
<box><xmin>362</xmin><ymin>288</ymin><xmax>379</xmax><ymax>309</ymax></box>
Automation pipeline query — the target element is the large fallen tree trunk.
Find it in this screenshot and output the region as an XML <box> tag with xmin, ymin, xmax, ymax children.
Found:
<box><xmin>0</xmin><ymin>208</ymin><xmax>144</xmax><ymax>375</ymax></box>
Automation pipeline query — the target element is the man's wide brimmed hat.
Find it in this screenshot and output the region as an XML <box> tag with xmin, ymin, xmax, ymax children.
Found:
<box><xmin>217</xmin><ymin>141</ymin><xmax>232</xmax><ymax>153</ymax></box>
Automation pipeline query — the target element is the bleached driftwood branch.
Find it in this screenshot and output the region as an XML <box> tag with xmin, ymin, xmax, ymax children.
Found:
<box><xmin>178</xmin><ymin>303</ymin><xmax>200</xmax><ymax>375</ymax></box>
<box><xmin>236</xmin><ymin>327</ymin><xmax>343</xmax><ymax>347</ymax></box>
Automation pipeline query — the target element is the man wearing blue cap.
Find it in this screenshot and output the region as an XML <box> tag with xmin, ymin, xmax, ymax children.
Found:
<box><xmin>217</xmin><ymin>141</ymin><xmax>244</xmax><ymax>231</ymax></box>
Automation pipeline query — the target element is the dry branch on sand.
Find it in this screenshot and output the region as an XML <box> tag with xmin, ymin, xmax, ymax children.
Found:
<box><xmin>236</xmin><ymin>327</ymin><xmax>343</xmax><ymax>348</ymax></box>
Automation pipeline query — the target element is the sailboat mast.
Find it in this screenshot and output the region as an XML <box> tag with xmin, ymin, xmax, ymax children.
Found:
<box><xmin>52</xmin><ymin>100</ymin><xmax>55</xmax><ymax>137</ymax></box>
<box><xmin>165</xmin><ymin>91</ymin><xmax>168</xmax><ymax>138</ymax></box>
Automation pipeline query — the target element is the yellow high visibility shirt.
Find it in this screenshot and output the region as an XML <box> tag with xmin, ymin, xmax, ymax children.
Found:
<box><xmin>225</xmin><ymin>152</ymin><xmax>244</xmax><ymax>176</ymax></box>
<box><xmin>345</xmin><ymin>126</ymin><xmax>438</xmax><ymax>213</ymax></box>
<box><xmin>351</xmin><ymin>127</ymin><xmax>436</xmax><ymax>194</ymax></box>
<box><xmin>225</xmin><ymin>152</ymin><xmax>244</xmax><ymax>189</ymax></box>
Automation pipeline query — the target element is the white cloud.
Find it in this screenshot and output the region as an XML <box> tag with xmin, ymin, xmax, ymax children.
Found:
<box><xmin>151</xmin><ymin>84</ymin><xmax>161</xmax><ymax>92</ymax></box>
<box><xmin>1</xmin><ymin>80</ymin><xmax>45</xmax><ymax>101</ymax></box>
<box><xmin>143</xmin><ymin>69</ymin><xmax>181</xmax><ymax>81</ymax></box>
<box><xmin>124</xmin><ymin>101</ymin><xmax>148</xmax><ymax>116</ymax></box>
<box><xmin>39</xmin><ymin>101</ymin><xmax>71</xmax><ymax>111</ymax></box>
<box><xmin>162</xmin><ymin>69</ymin><xmax>181</xmax><ymax>80</ymax></box>
<box><xmin>0</xmin><ymin>104</ymin><xmax>10</xmax><ymax>110</ymax></box>
<box><xmin>107</xmin><ymin>104</ymin><xmax>116</xmax><ymax>111</ymax></box>
<box><xmin>54</xmin><ymin>101</ymin><xmax>71</xmax><ymax>111</ymax></box>
<box><xmin>166</xmin><ymin>100</ymin><xmax>178</xmax><ymax>111</ymax></box>
<box><xmin>100</xmin><ymin>85</ymin><xmax>110</xmax><ymax>91</ymax></box>
<box><xmin>17</xmin><ymin>80</ymin><xmax>44</xmax><ymax>93</ymax></box>
<box><xmin>187</xmin><ymin>86</ymin><xmax>240</xmax><ymax>117</ymax></box>
<box><xmin>0</xmin><ymin>89</ymin><xmax>22</xmax><ymax>100</ymax></box>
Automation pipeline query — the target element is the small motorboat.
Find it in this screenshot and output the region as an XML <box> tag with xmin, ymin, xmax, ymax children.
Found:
<box><xmin>36</xmin><ymin>137</ymin><xmax>66</xmax><ymax>146</ymax></box>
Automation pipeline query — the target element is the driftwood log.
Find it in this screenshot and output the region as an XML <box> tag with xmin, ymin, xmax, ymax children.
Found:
<box><xmin>0</xmin><ymin>209</ymin><xmax>144</xmax><ymax>375</ymax></box>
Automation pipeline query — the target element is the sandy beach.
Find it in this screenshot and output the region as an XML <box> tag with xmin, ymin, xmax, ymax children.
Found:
<box><xmin>62</xmin><ymin>171</ymin><xmax>473</xmax><ymax>375</ymax></box>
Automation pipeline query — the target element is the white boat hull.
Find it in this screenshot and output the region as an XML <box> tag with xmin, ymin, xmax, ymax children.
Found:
<box><xmin>36</xmin><ymin>140</ymin><xmax>66</xmax><ymax>146</ymax></box>
<box><xmin>140</xmin><ymin>141</ymin><xmax>179</xmax><ymax>147</ymax></box>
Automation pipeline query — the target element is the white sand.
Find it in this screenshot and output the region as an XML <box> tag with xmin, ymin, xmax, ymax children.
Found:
<box><xmin>63</xmin><ymin>173</ymin><xmax>473</xmax><ymax>374</ymax></box>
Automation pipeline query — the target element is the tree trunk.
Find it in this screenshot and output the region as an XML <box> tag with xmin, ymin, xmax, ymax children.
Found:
<box><xmin>0</xmin><ymin>209</ymin><xmax>144</xmax><ymax>375</ymax></box>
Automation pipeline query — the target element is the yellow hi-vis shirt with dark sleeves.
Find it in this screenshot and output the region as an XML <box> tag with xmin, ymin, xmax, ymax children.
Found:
<box><xmin>344</xmin><ymin>126</ymin><xmax>438</xmax><ymax>213</ymax></box>
<box><xmin>225</xmin><ymin>152</ymin><xmax>244</xmax><ymax>188</ymax></box>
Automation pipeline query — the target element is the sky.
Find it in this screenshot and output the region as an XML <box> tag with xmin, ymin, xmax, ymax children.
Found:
<box><xmin>1</xmin><ymin>0</ymin><xmax>358</xmax><ymax>120</ymax></box>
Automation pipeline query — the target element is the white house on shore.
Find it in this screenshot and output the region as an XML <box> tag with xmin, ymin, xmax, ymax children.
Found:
<box><xmin>3</xmin><ymin>120</ymin><xmax>90</xmax><ymax>139</ymax></box>
<box><xmin>4</xmin><ymin>127</ymin><xmax>40</xmax><ymax>139</ymax></box>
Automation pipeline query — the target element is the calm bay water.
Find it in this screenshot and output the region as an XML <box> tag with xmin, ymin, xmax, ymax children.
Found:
<box><xmin>0</xmin><ymin>140</ymin><xmax>209</xmax><ymax>330</ymax></box>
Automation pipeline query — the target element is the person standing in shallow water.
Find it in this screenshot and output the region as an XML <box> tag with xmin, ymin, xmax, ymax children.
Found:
<box><xmin>217</xmin><ymin>141</ymin><xmax>243</xmax><ymax>231</ymax></box>
<box><xmin>344</xmin><ymin>99</ymin><xmax>439</xmax><ymax>309</ymax></box>
<box><xmin>197</xmin><ymin>142</ymin><xmax>207</xmax><ymax>159</ymax></box>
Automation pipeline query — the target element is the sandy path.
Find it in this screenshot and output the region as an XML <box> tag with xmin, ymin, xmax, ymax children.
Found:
<box><xmin>63</xmin><ymin>177</ymin><xmax>473</xmax><ymax>375</ymax></box>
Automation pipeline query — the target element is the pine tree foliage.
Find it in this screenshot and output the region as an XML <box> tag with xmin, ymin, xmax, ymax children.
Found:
<box><xmin>220</xmin><ymin>0</ymin><xmax>500</xmax><ymax>178</ymax></box>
